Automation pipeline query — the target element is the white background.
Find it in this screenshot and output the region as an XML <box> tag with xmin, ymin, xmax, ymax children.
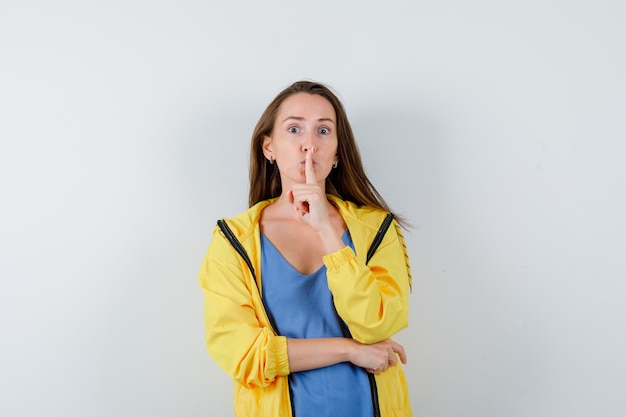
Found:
<box><xmin>1</xmin><ymin>1</ymin><xmax>625</xmax><ymax>416</ymax></box>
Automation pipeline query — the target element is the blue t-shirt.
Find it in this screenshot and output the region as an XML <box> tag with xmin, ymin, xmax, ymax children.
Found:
<box><xmin>261</xmin><ymin>230</ymin><xmax>373</xmax><ymax>417</ymax></box>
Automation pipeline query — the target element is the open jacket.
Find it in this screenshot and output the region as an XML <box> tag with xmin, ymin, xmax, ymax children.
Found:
<box><xmin>199</xmin><ymin>195</ymin><xmax>413</xmax><ymax>417</ymax></box>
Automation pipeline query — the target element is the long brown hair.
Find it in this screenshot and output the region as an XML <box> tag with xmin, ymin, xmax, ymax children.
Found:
<box><xmin>249</xmin><ymin>81</ymin><xmax>402</xmax><ymax>224</ymax></box>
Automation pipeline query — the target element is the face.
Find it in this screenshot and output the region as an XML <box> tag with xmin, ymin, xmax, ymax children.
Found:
<box><xmin>263</xmin><ymin>93</ymin><xmax>338</xmax><ymax>187</ymax></box>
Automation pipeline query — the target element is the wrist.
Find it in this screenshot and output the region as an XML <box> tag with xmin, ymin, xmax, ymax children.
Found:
<box><xmin>342</xmin><ymin>339</ymin><xmax>359</xmax><ymax>364</ymax></box>
<box><xmin>317</xmin><ymin>227</ymin><xmax>345</xmax><ymax>254</ymax></box>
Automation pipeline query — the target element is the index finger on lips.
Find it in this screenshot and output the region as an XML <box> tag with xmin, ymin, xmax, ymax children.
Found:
<box><xmin>305</xmin><ymin>148</ymin><xmax>315</xmax><ymax>185</ymax></box>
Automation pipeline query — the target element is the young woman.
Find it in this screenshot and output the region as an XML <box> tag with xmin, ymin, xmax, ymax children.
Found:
<box><xmin>199</xmin><ymin>81</ymin><xmax>412</xmax><ymax>417</ymax></box>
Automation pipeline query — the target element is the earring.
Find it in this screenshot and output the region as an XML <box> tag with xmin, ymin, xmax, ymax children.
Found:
<box><xmin>269</xmin><ymin>156</ymin><xmax>275</xmax><ymax>164</ymax></box>
<box><xmin>333</xmin><ymin>161</ymin><xmax>338</xmax><ymax>168</ymax></box>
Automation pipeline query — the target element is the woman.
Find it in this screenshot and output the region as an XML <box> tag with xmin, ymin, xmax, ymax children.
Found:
<box><xmin>199</xmin><ymin>81</ymin><xmax>412</xmax><ymax>417</ymax></box>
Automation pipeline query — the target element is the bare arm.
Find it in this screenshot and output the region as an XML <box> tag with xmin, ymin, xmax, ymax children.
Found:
<box><xmin>287</xmin><ymin>337</ymin><xmax>407</xmax><ymax>374</ymax></box>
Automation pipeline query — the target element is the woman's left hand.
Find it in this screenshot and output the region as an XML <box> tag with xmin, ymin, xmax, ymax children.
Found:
<box><xmin>348</xmin><ymin>338</ymin><xmax>408</xmax><ymax>374</ymax></box>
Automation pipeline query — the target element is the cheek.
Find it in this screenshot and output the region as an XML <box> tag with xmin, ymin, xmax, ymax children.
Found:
<box><xmin>323</xmin><ymin>136</ymin><xmax>338</xmax><ymax>151</ymax></box>
<box><xmin>330</xmin><ymin>142</ymin><xmax>339</xmax><ymax>158</ymax></box>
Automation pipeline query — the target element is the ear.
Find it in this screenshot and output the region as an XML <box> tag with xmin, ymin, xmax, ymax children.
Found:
<box><xmin>262</xmin><ymin>135</ymin><xmax>273</xmax><ymax>160</ymax></box>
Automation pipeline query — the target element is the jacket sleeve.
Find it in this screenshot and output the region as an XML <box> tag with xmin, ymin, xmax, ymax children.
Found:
<box><xmin>199</xmin><ymin>229</ymin><xmax>290</xmax><ymax>388</ymax></box>
<box><xmin>323</xmin><ymin>220</ymin><xmax>411</xmax><ymax>344</ymax></box>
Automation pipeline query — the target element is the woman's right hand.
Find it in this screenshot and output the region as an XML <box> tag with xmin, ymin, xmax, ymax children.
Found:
<box><xmin>348</xmin><ymin>338</ymin><xmax>407</xmax><ymax>374</ymax></box>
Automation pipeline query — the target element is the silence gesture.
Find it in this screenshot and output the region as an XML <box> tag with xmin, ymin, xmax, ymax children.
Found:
<box><xmin>289</xmin><ymin>147</ymin><xmax>333</xmax><ymax>233</ymax></box>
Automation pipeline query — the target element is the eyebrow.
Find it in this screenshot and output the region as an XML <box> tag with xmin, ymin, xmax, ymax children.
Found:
<box><xmin>281</xmin><ymin>116</ymin><xmax>336</xmax><ymax>124</ymax></box>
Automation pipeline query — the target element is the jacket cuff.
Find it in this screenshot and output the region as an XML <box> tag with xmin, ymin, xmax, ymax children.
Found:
<box><xmin>322</xmin><ymin>246</ymin><xmax>356</xmax><ymax>269</ymax></box>
<box><xmin>270</xmin><ymin>335</ymin><xmax>290</xmax><ymax>376</ymax></box>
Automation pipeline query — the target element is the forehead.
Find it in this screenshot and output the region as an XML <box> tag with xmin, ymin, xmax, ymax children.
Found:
<box><xmin>276</xmin><ymin>93</ymin><xmax>336</xmax><ymax>122</ymax></box>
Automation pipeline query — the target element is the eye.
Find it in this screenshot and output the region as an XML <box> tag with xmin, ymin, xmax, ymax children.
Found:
<box><xmin>288</xmin><ymin>125</ymin><xmax>300</xmax><ymax>133</ymax></box>
<box><xmin>319</xmin><ymin>127</ymin><xmax>330</xmax><ymax>135</ymax></box>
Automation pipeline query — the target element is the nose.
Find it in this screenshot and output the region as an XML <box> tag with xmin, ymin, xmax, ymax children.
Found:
<box><xmin>301</xmin><ymin>131</ymin><xmax>317</xmax><ymax>153</ymax></box>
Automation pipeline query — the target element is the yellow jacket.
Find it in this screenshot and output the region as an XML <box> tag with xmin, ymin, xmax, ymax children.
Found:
<box><xmin>199</xmin><ymin>195</ymin><xmax>412</xmax><ymax>417</ymax></box>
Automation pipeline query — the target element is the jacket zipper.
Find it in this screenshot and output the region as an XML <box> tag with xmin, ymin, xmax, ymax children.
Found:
<box><xmin>217</xmin><ymin>220</ymin><xmax>258</xmax><ymax>289</ymax></box>
<box><xmin>368</xmin><ymin>373</ymin><xmax>381</xmax><ymax>417</ymax></box>
<box><xmin>366</xmin><ymin>213</ymin><xmax>394</xmax><ymax>263</ymax></box>
<box><xmin>365</xmin><ymin>212</ymin><xmax>393</xmax><ymax>417</ymax></box>
<box><xmin>217</xmin><ymin>219</ymin><xmax>281</xmax><ymax>330</ymax></box>
<box><xmin>217</xmin><ymin>220</ymin><xmax>291</xmax><ymax>414</ymax></box>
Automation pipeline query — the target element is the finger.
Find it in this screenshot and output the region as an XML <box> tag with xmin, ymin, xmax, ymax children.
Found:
<box><xmin>388</xmin><ymin>353</ymin><xmax>398</xmax><ymax>367</ymax></box>
<box><xmin>393</xmin><ymin>343</ymin><xmax>408</xmax><ymax>364</ymax></box>
<box><xmin>289</xmin><ymin>190</ymin><xmax>302</xmax><ymax>214</ymax></box>
<box><xmin>305</xmin><ymin>148</ymin><xmax>315</xmax><ymax>185</ymax></box>
<box><xmin>370</xmin><ymin>365</ymin><xmax>384</xmax><ymax>374</ymax></box>
<box><xmin>290</xmin><ymin>189</ymin><xmax>309</xmax><ymax>215</ymax></box>
<box><xmin>294</xmin><ymin>201</ymin><xmax>309</xmax><ymax>216</ymax></box>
